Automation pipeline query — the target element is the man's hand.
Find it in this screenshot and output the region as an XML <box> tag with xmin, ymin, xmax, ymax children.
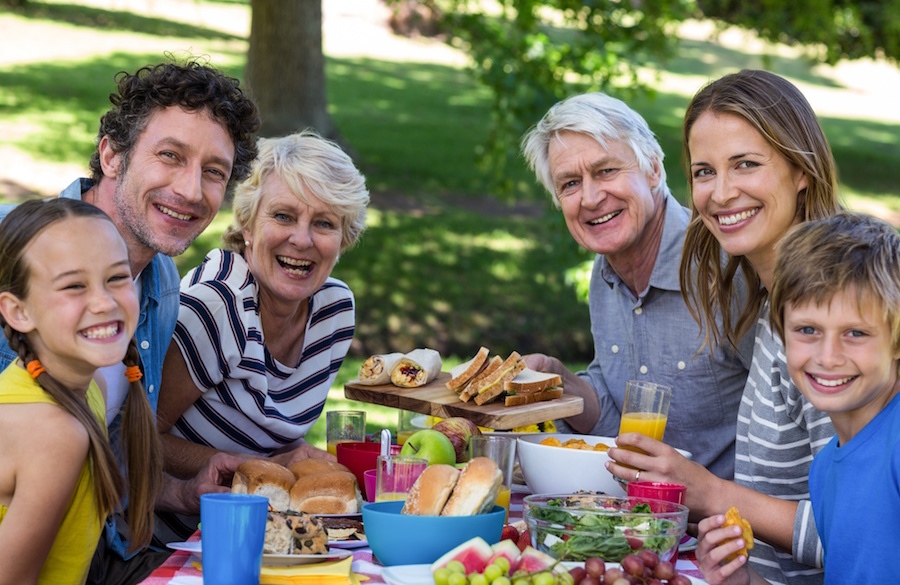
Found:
<box><xmin>157</xmin><ymin>452</ymin><xmax>246</xmax><ymax>515</ymax></box>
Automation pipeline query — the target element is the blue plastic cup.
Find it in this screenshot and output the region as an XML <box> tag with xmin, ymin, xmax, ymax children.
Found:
<box><xmin>200</xmin><ymin>493</ymin><xmax>268</xmax><ymax>585</ymax></box>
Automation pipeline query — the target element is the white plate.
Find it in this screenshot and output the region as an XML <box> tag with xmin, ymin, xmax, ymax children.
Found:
<box><xmin>328</xmin><ymin>538</ymin><xmax>368</xmax><ymax>550</ymax></box>
<box><xmin>165</xmin><ymin>541</ymin><xmax>352</xmax><ymax>566</ymax></box>
<box><xmin>382</xmin><ymin>562</ymin><xmax>708</xmax><ymax>585</ymax></box>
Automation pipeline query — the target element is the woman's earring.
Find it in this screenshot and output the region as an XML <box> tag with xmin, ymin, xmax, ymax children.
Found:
<box><xmin>244</xmin><ymin>240</ymin><xmax>250</xmax><ymax>247</ymax></box>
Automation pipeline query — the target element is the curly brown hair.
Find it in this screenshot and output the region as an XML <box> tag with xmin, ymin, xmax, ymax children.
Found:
<box><xmin>88</xmin><ymin>55</ymin><xmax>260</xmax><ymax>195</ymax></box>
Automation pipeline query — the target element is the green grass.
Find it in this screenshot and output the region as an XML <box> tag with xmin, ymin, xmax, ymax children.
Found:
<box><xmin>1</xmin><ymin>2</ymin><xmax>899</xmax><ymax>432</ymax></box>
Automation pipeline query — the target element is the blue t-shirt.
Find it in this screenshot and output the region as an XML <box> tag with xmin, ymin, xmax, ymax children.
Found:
<box><xmin>810</xmin><ymin>392</ymin><xmax>900</xmax><ymax>583</ymax></box>
<box><xmin>0</xmin><ymin>179</ymin><xmax>180</xmax><ymax>559</ymax></box>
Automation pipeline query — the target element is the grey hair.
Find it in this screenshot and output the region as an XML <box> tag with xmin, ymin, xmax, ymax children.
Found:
<box><xmin>521</xmin><ymin>92</ymin><xmax>670</xmax><ymax>208</ymax></box>
<box><xmin>222</xmin><ymin>130</ymin><xmax>370</xmax><ymax>253</ymax></box>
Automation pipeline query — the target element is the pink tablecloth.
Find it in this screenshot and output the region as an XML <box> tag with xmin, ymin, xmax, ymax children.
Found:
<box><xmin>139</xmin><ymin>487</ymin><xmax>705</xmax><ymax>584</ymax></box>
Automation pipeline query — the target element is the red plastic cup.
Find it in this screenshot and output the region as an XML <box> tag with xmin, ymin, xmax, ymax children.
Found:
<box><xmin>627</xmin><ymin>481</ymin><xmax>686</xmax><ymax>505</ymax></box>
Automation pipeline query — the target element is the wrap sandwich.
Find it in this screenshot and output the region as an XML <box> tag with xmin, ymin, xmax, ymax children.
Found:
<box><xmin>390</xmin><ymin>348</ymin><xmax>443</xmax><ymax>387</ymax></box>
<box><xmin>355</xmin><ymin>352</ymin><xmax>404</xmax><ymax>385</ymax></box>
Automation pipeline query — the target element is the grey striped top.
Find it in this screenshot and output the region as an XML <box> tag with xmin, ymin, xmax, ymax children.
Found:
<box><xmin>735</xmin><ymin>302</ymin><xmax>834</xmax><ymax>584</ymax></box>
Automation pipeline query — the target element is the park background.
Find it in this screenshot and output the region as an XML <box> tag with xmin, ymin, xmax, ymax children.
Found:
<box><xmin>2</xmin><ymin>0</ymin><xmax>899</xmax><ymax>446</ymax></box>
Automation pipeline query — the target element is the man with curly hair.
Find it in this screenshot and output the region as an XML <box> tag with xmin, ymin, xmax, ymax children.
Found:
<box><xmin>0</xmin><ymin>56</ymin><xmax>260</xmax><ymax>585</ymax></box>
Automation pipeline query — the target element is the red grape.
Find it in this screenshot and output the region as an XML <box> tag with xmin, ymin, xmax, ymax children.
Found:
<box><xmin>653</xmin><ymin>560</ymin><xmax>676</xmax><ymax>580</ymax></box>
<box><xmin>668</xmin><ymin>575</ymin><xmax>693</xmax><ymax>585</ymax></box>
<box><xmin>620</xmin><ymin>554</ymin><xmax>644</xmax><ymax>576</ymax></box>
<box><xmin>585</xmin><ymin>557</ymin><xmax>606</xmax><ymax>578</ymax></box>
<box><xmin>637</xmin><ymin>549</ymin><xmax>659</xmax><ymax>570</ymax></box>
<box><xmin>569</xmin><ymin>566</ymin><xmax>587</xmax><ymax>584</ymax></box>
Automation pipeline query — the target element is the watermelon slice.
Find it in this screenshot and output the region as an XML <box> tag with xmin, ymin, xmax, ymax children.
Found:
<box><xmin>514</xmin><ymin>546</ymin><xmax>566</xmax><ymax>575</ymax></box>
<box><xmin>430</xmin><ymin>536</ymin><xmax>494</xmax><ymax>574</ymax></box>
<box><xmin>488</xmin><ymin>539</ymin><xmax>522</xmax><ymax>573</ymax></box>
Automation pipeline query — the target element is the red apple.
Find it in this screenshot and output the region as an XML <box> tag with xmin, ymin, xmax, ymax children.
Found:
<box><xmin>431</xmin><ymin>417</ymin><xmax>481</xmax><ymax>463</ymax></box>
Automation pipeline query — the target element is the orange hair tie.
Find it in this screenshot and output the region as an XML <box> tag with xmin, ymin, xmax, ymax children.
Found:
<box><xmin>124</xmin><ymin>365</ymin><xmax>143</xmax><ymax>383</ymax></box>
<box><xmin>26</xmin><ymin>360</ymin><xmax>45</xmax><ymax>379</ymax></box>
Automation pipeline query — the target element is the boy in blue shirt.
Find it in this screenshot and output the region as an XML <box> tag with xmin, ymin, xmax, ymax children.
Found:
<box><xmin>698</xmin><ymin>211</ymin><xmax>900</xmax><ymax>584</ymax></box>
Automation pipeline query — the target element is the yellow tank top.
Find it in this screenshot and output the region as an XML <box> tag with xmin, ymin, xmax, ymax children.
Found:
<box><xmin>0</xmin><ymin>363</ymin><xmax>106</xmax><ymax>585</ymax></box>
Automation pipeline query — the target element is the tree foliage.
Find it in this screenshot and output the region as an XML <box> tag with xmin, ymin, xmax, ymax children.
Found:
<box><xmin>386</xmin><ymin>0</ymin><xmax>899</xmax><ymax>197</ymax></box>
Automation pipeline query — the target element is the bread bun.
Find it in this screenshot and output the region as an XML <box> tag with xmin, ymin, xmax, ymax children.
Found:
<box><xmin>289</xmin><ymin>470</ymin><xmax>361</xmax><ymax>515</ymax></box>
<box><xmin>401</xmin><ymin>464</ymin><xmax>460</xmax><ymax>515</ymax></box>
<box><xmin>231</xmin><ymin>459</ymin><xmax>295</xmax><ymax>511</ymax></box>
<box><xmin>441</xmin><ymin>457</ymin><xmax>502</xmax><ymax>516</ymax></box>
<box><xmin>288</xmin><ymin>458</ymin><xmax>351</xmax><ymax>479</ymax></box>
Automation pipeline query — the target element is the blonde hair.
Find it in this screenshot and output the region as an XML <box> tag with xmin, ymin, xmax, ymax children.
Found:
<box><xmin>0</xmin><ymin>198</ymin><xmax>162</xmax><ymax>552</ymax></box>
<box><xmin>770</xmin><ymin>211</ymin><xmax>900</xmax><ymax>357</ymax></box>
<box><xmin>679</xmin><ymin>70</ymin><xmax>843</xmax><ymax>351</ymax></box>
<box><xmin>222</xmin><ymin>130</ymin><xmax>369</xmax><ymax>253</ymax></box>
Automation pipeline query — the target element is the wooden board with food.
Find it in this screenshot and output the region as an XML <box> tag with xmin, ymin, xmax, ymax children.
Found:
<box><xmin>343</xmin><ymin>371</ymin><xmax>583</xmax><ymax>430</ymax></box>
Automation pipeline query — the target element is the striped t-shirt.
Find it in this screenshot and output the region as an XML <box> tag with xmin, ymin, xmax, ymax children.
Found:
<box><xmin>735</xmin><ymin>302</ymin><xmax>834</xmax><ymax>585</ymax></box>
<box><xmin>170</xmin><ymin>249</ymin><xmax>355</xmax><ymax>454</ymax></box>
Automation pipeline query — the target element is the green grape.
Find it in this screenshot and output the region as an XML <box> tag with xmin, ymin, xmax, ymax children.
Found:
<box><xmin>531</xmin><ymin>571</ymin><xmax>556</xmax><ymax>585</ymax></box>
<box><xmin>433</xmin><ymin>567</ymin><xmax>451</xmax><ymax>585</ymax></box>
<box><xmin>512</xmin><ymin>579</ymin><xmax>531</xmax><ymax>585</ymax></box>
<box><xmin>491</xmin><ymin>576</ymin><xmax>512</xmax><ymax>585</ymax></box>
<box><xmin>446</xmin><ymin>561</ymin><xmax>467</xmax><ymax>575</ymax></box>
<box><xmin>484</xmin><ymin>564</ymin><xmax>504</xmax><ymax>582</ymax></box>
<box><xmin>447</xmin><ymin>571</ymin><xmax>468</xmax><ymax>585</ymax></box>
<box><xmin>469</xmin><ymin>573</ymin><xmax>489</xmax><ymax>585</ymax></box>
<box><xmin>492</xmin><ymin>557</ymin><xmax>511</xmax><ymax>574</ymax></box>
<box><xmin>557</xmin><ymin>572</ymin><xmax>574</xmax><ymax>585</ymax></box>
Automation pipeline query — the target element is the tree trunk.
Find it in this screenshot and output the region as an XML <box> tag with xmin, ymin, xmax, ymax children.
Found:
<box><xmin>246</xmin><ymin>0</ymin><xmax>339</xmax><ymax>141</ymax></box>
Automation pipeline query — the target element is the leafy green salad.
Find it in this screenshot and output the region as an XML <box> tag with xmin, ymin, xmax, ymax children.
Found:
<box><xmin>528</xmin><ymin>499</ymin><xmax>679</xmax><ymax>562</ymax></box>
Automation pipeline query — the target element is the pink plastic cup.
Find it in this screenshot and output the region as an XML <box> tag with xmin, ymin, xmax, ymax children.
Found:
<box><xmin>364</xmin><ymin>469</ymin><xmax>377</xmax><ymax>502</ymax></box>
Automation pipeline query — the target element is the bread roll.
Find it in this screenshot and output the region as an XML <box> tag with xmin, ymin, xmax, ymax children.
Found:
<box><xmin>401</xmin><ymin>464</ymin><xmax>460</xmax><ymax>516</ymax></box>
<box><xmin>289</xmin><ymin>470</ymin><xmax>361</xmax><ymax>515</ymax></box>
<box><xmin>440</xmin><ymin>457</ymin><xmax>502</xmax><ymax>516</ymax></box>
<box><xmin>288</xmin><ymin>458</ymin><xmax>351</xmax><ymax>479</ymax></box>
<box><xmin>231</xmin><ymin>459</ymin><xmax>295</xmax><ymax>511</ymax></box>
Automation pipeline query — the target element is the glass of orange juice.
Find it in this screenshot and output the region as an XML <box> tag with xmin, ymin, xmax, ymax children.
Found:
<box><xmin>374</xmin><ymin>455</ymin><xmax>428</xmax><ymax>502</ymax></box>
<box><xmin>326</xmin><ymin>410</ymin><xmax>366</xmax><ymax>456</ymax></box>
<box><xmin>469</xmin><ymin>435</ymin><xmax>516</xmax><ymax>522</ymax></box>
<box><xmin>618</xmin><ymin>380</ymin><xmax>672</xmax><ymax>467</ymax></box>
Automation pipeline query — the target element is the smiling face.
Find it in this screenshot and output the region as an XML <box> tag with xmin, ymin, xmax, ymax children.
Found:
<box><xmin>242</xmin><ymin>175</ymin><xmax>343</xmax><ymax>311</ymax></box>
<box><xmin>5</xmin><ymin>216</ymin><xmax>139</xmax><ymax>390</ymax></box>
<box><xmin>549</xmin><ymin>131</ymin><xmax>663</xmax><ymax>263</ymax></box>
<box><xmin>784</xmin><ymin>288</ymin><xmax>900</xmax><ymax>443</ymax></box>
<box><xmin>104</xmin><ymin>106</ymin><xmax>235</xmax><ymax>265</ymax></box>
<box><xmin>688</xmin><ymin>112</ymin><xmax>809</xmax><ymax>286</ymax></box>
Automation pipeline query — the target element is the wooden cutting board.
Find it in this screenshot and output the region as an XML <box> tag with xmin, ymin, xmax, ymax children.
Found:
<box><xmin>343</xmin><ymin>372</ymin><xmax>584</xmax><ymax>430</ymax></box>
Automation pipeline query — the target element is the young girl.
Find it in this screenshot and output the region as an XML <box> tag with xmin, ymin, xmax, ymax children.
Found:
<box><xmin>0</xmin><ymin>198</ymin><xmax>162</xmax><ymax>585</ymax></box>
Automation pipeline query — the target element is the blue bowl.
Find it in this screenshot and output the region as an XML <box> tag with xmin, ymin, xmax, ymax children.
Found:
<box><xmin>362</xmin><ymin>501</ymin><xmax>505</xmax><ymax>566</ymax></box>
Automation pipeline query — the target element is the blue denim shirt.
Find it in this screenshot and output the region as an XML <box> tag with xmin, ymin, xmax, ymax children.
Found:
<box><xmin>0</xmin><ymin>179</ymin><xmax>180</xmax><ymax>559</ymax></box>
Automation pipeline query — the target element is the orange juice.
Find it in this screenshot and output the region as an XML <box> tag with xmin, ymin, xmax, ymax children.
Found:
<box><xmin>618</xmin><ymin>412</ymin><xmax>667</xmax><ymax>467</ymax></box>
<box><xmin>619</xmin><ymin>412</ymin><xmax>667</xmax><ymax>440</ymax></box>
<box><xmin>495</xmin><ymin>485</ymin><xmax>511</xmax><ymax>523</ymax></box>
<box><xmin>327</xmin><ymin>439</ymin><xmax>356</xmax><ymax>457</ymax></box>
<box><xmin>375</xmin><ymin>492</ymin><xmax>408</xmax><ymax>502</ymax></box>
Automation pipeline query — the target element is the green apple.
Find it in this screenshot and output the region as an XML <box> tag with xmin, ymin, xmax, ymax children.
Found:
<box><xmin>399</xmin><ymin>429</ymin><xmax>457</xmax><ymax>465</ymax></box>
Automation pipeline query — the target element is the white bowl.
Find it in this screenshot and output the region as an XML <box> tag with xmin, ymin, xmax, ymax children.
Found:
<box><xmin>516</xmin><ymin>434</ymin><xmax>691</xmax><ymax>496</ymax></box>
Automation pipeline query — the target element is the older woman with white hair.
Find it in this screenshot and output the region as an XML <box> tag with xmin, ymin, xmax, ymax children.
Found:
<box><xmin>156</xmin><ymin>130</ymin><xmax>369</xmax><ymax>495</ymax></box>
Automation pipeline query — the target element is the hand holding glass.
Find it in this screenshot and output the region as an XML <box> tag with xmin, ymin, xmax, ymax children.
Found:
<box><xmin>618</xmin><ymin>380</ymin><xmax>672</xmax><ymax>466</ymax></box>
